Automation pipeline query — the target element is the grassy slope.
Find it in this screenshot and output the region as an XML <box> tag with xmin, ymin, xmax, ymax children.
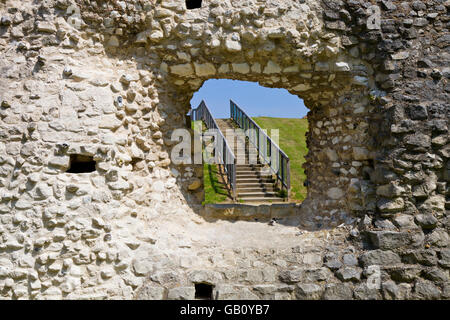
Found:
<box><xmin>192</xmin><ymin>120</ymin><xmax>231</xmax><ymax>204</ymax></box>
<box><xmin>253</xmin><ymin>117</ymin><xmax>309</xmax><ymax>202</ymax></box>
<box><xmin>203</xmin><ymin>163</ymin><xmax>230</xmax><ymax>204</ymax></box>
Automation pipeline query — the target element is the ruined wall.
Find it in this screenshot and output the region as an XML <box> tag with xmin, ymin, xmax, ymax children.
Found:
<box><xmin>0</xmin><ymin>0</ymin><xmax>448</xmax><ymax>299</ymax></box>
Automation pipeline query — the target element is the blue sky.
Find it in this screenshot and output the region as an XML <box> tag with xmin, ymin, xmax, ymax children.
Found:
<box><xmin>190</xmin><ymin>79</ymin><xmax>308</xmax><ymax>119</ymax></box>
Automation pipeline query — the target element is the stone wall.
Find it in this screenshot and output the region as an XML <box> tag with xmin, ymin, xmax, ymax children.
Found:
<box><xmin>0</xmin><ymin>0</ymin><xmax>448</xmax><ymax>299</ymax></box>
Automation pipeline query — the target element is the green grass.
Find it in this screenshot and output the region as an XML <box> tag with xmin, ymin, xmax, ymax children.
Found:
<box><xmin>202</xmin><ymin>163</ymin><xmax>230</xmax><ymax>204</ymax></box>
<box><xmin>252</xmin><ymin>117</ymin><xmax>309</xmax><ymax>202</ymax></box>
<box><xmin>192</xmin><ymin>120</ymin><xmax>231</xmax><ymax>204</ymax></box>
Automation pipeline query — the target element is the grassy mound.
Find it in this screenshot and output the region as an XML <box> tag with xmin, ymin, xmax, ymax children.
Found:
<box><xmin>253</xmin><ymin>117</ymin><xmax>308</xmax><ymax>202</ymax></box>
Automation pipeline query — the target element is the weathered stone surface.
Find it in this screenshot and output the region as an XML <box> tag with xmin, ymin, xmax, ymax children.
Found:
<box><xmin>167</xmin><ymin>287</ymin><xmax>195</xmax><ymax>300</ymax></box>
<box><xmin>413</xmin><ymin>279</ymin><xmax>441</xmax><ymax>300</ymax></box>
<box><xmin>390</xmin><ymin>267</ymin><xmax>421</xmax><ymax>283</ymax></box>
<box><xmin>194</xmin><ymin>63</ymin><xmax>216</xmax><ymax>77</ymax></box>
<box><xmin>377</xmin><ymin>198</ymin><xmax>405</xmax><ymax>213</ymax></box>
<box><xmin>439</xmin><ymin>249</ymin><xmax>450</xmax><ymax>269</ymax></box>
<box><xmin>188</xmin><ymin>179</ymin><xmax>202</xmax><ymax>191</ymax></box>
<box><xmin>404</xmin><ymin>250</ymin><xmax>438</xmax><ymax>267</ymax></box>
<box><xmin>279</xmin><ymin>269</ymin><xmax>303</xmax><ymax>284</ymax></box>
<box><xmin>170</xmin><ymin>64</ymin><xmax>194</xmax><ymax>76</ymax></box>
<box><xmin>353</xmin><ymin>283</ymin><xmax>382</xmax><ymax>300</ymax></box>
<box><xmin>295</xmin><ymin>283</ymin><xmax>323</xmax><ymax>300</ymax></box>
<box><xmin>323</xmin><ymin>283</ymin><xmax>353</xmax><ymax>300</ymax></box>
<box><xmin>360</xmin><ymin>250</ymin><xmax>401</xmax><ymax>267</ymax></box>
<box><xmin>336</xmin><ymin>267</ymin><xmax>362</xmax><ymax>282</ymax></box>
<box><xmin>369</xmin><ymin>231</ymin><xmax>424</xmax><ymax>250</ymax></box>
<box><xmin>382</xmin><ymin>281</ymin><xmax>412</xmax><ymax>300</ymax></box>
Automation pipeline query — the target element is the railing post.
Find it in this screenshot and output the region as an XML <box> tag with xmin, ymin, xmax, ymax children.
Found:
<box><xmin>286</xmin><ymin>158</ymin><xmax>291</xmax><ymax>200</ymax></box>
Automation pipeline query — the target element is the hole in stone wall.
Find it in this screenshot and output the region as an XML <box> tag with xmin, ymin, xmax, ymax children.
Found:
<box><xmin>66</xmin><ymin>155</ymin><xmax>96</xmax><ymax>173</ymax></box>
<box><xmin>194</xmin><ymin>283</ymin><xmax>213</xmax><ymax>300</ymax></box>
<box><xmin>190</xmin><ymin>79</ymin><xmax>308</xmax><ymax>204</ymax></box>
<box><xmin>186</xmin><ymin>0</ymin><xmax>202</xmax><ymax>10</ymax></box>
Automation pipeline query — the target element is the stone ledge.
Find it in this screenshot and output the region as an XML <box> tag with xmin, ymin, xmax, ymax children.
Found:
<box><xmin>200</xmin><ymin>203</ymin><xmax>302</xmax><ymax>221</ymax></box>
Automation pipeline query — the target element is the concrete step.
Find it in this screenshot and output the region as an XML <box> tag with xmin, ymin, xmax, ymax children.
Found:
<box><xmin>236</xmin><ymin>172</ymin><xmax>272</xmax><ymax>179</ymax></box>
<box><xmin>236</xmin><ymin>164</ymin><xmax>265</xmax><ymax>168</ymax></box>
<box><xmin>235</xmin><ymin>170</ymin><xmax>271</xmax><ymax>175</ymax></box>
<box><xmin>238</xmin><ymin>197</ymin><xmax>285</xmax><ymax>203</ymax></box>
<box><xmin>236</xmin><ymin>177</ymin><xmax>275</xmax><ymax>182</ymax></box>
<box><xmin>238</xmin><ymin>191</ymin><xmax>279</xmax><ymax>197</ymax></box>
<box><xmin>237</xmin><ymin>187</ymin><xmax>276</xmax><ymax>194</ymax></box>
<box><xmin>235</xmin><ymin>169</ymin><xmax>267</xmax><ymax>174</ymax></box>
<box><xmin>236</xmin><ymin>182</ymin><xmax>275</xmax><ymax>188</ymax></box>
<box><xmin>236</xmin><ymin>164</ymin><xmax>266</xmax><ymax>168</ymax></box>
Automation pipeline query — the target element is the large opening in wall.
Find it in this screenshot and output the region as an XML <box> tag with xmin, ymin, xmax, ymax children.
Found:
<box><xmin>190</xmin><ymin>79</ymin><xmax>309</xmax><ymax>204</ymax></box>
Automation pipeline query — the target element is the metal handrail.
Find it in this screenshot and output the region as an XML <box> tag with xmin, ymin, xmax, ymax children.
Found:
<box><xmin>230</xmin><ymin>100</ymin><xmax>291</xmax><ymax>193</ymax></box>
<box><xmin>191</xmin><ymin>100</ymin><xmax>237</xmax><ymax>200</ymax></box>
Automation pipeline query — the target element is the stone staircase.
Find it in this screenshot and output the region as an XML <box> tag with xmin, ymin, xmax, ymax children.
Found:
<box><xmin>216</xmin><ymin>119</ymin><xmax>284</xmax><ymax>203</ymax></box>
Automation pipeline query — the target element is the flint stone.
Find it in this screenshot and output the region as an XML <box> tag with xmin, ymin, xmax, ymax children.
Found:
<box><xmin>423</xmin><ymin>267</ymin><xmax>449</xmax><ymax>282</ymax></box>
<box><xmin>232</xmin><ymin>63</ymin><xmax>250</xmax><ymax>74</ymax></box>
<box><xmin>369</xmin><ymin>230</ymin><xmax>424</xmax><ymax>250</ymax></box>
<box><xmin>360</xmin><ymin>250</ymin><xmax>401</xmax><ymax>267</ymax></box>
<box><xmin>136</xmin><ymin>285</ymin><xmax>165</xmax><ymax>300</ymax></box>
<box><xmin>263</xmin><ymin>61</ymin><xmax>282</xmax><ymax>74</ymax></box>
<box><xmin>194</xmin><ymin>63</ymin><xmax>216</xmax><ymax>77</ymax></box>
<box><xmin>415</xmin><ymin>214</ymin><xmax>438</xmax><ymax>229</ymax></box>
<box><xmin>48</xmin><ymin>156</ymin><xmax>70</xmax><ymax>169</ymax></box>
<box><xmin>407</xmin><ymin>105</ymin><xmax>428</xmax><ymax>120</ymax></box>
<box><xmin>325</xmin><ymin>259</ymin><xmax>342</xmax><ymax>270</ymax></box>
<box><xmin>225</xmin><ymin>40</ymin><xmax>242</xmax><ymax>52</ymax></box>
<box><xmin>215</xmin><ymin>284</ymin><xmax>259</xmax><ymax>300</ymax></box>
<box><xmin>414</xmin><ymin>279</ymin><xmax>441</xmax><ymax>300</ymax></box>
<box><xmin>188</xmin><ymin>270</ymin><xmax>222</xmax><ymax>285</ymax></box>
<box><xmin>353</xmin><ymin>147</ymin><xmax>370</xmax><ymax>160</ymax></box>
<box><xmin>327</xmin><ymin>187</ymin><xmax>344</xmax><ymax>200</ymax></box>
<box><xmin>377</xmin><ymin>197</ymin><xmax>404</xmax><ymax>212</ymax></box>
<box><xmin>405</xmin><ymin>133</ymin><xmax>431</xmax><ymax>148</ymax></box>
<box><xmin>279</xmin><ymin>268</ymin><xmax>303</xmax><ymax>283</ymax></box>
<box><xmin>170</xmin><ymin>64</ymin><xmax>194</xmax><ymax>77</ymax></box>
<box><xmin>292</xmin><ymin>83</ymin><xmax>311</xmax><ymax>91</ymax></box>
<box><xmin>295</xmin><ymin>283</ymin><xmax>323</xmax><ymax>300</ymax></box>
<box><xmin>323</xmin><ymin>283</ymin><xmax>353</xmax><ymax>300</ymax></box>
<box><xmin>353</xmin><ymin>283</ymin><xmax>382</xmax><ymax>300</ymax></box>
<box><xmin>438</xmin><ymin>248</ymin><xmax>450</xmax><ymax>268</ymax></box>
<box><xmin>343</xmin><ymin>254</ymin><xmax>358</xmax><ymax>266</ymax></box>
<box><xmin>427</xmin><ymin>229</ymin><xmax>449</xmax><ymax>247</ymax></box>
<box><xmin>167</xmin><ymin>287</ymin><xmax>195</xmax><ymax>300</ymax></box>
<box><xmin>403</xmin><ymin>249</ymin><xmax>438</xmax><ymax>266</ymax></box>
<box><xmin>382</xmin><ymin>281</ymin><xmax>412</xmax><ymax>300</ymax></box>
<box><xmin>335</xmin><ymin>62</ymin><xmax>350</xmax><ymax>72</ymax></box>
<box><xmin>303</xmin><ymin>268</ymin><xmax>333</xmax><ymax>282</ymax></box>
<box><xmin>390</xmin><ymin>267</ymin><xmax>421</xmax><ymax>283</ymax></box>
<box><xmin>336</xmin><ymin>267</ymin><xmax>362</xmax><ymax>282</ymax></box>
<box><xmin>37</xmin><ymin>22</ymin><xmax>57</xmax><ymax>33</ymax></box>
<box><xmin>418</xmin><ymin>195</ymin><xmax>445</xmax><ymax>215</ymax></box>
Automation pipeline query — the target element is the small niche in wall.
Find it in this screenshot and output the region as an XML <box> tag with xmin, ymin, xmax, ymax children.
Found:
<box><xmin>186</xmin><ymin>0</ymin><xmax>202</xmax><ymax>10</ymax></box>
<box><xmin>67</xmin><ymin>155</ymin><xmax>96</xmax><ymax>173</ymax></box>
<box><xmin>194</xmin><ymin>283</ymin><xmax>213</xmax><ymax>300</ymax></box>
